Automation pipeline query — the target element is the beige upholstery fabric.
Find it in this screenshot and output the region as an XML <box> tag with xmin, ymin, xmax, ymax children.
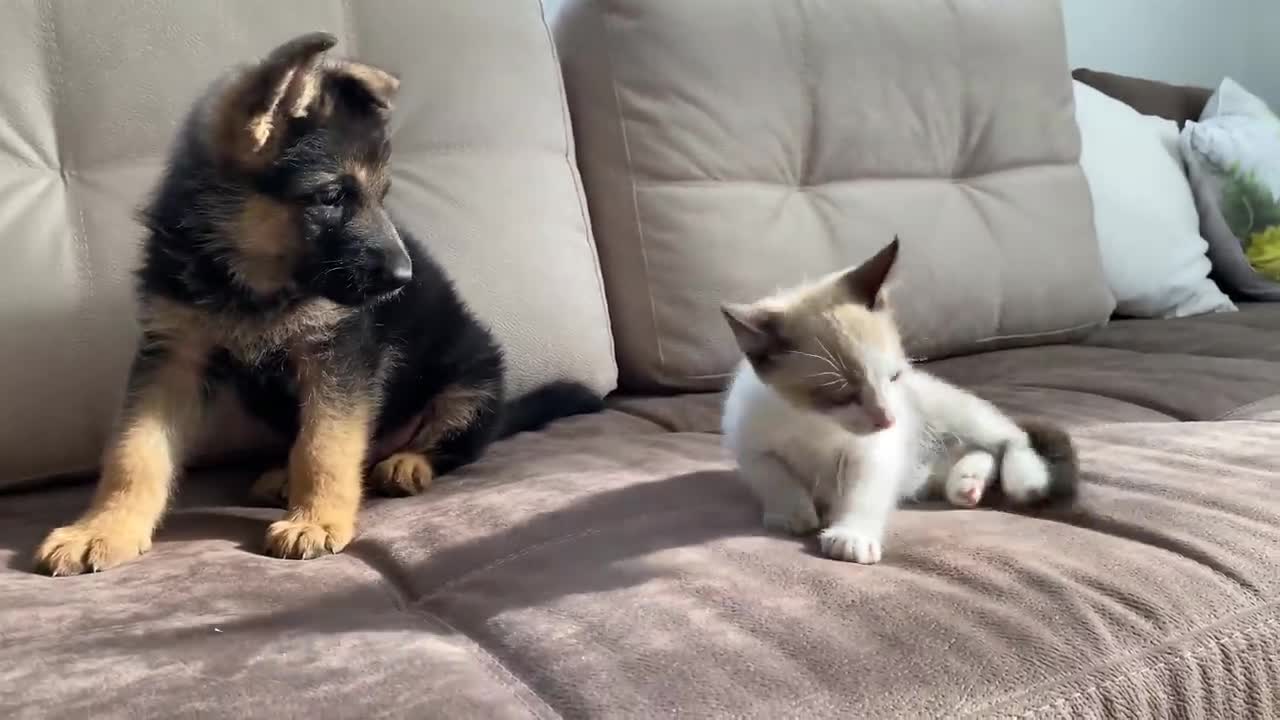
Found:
<box><xmin>556</xmin><ymin>0</ymin><xmax>1115</xmax><ymax>392</ymax></box>
<box><xmin>0</xmin><ymin>0</ymin><xmax>615</xmax><ymax>487</ymax></box>
<box><xmin>3</xmin><ymin>305</ymin><xmax>1278</xmax><ymax>718</ymax></box>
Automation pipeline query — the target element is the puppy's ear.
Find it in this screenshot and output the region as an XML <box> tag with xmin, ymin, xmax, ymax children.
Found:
<box><xmin>214</xmin><ymin>32</ymin><xmax>338</xmax><ymax>170</ymax></box>
<box><xmin>331</xmin><ymin>61</ymin><xmax>400</xmax><ymax>115</ymax></box>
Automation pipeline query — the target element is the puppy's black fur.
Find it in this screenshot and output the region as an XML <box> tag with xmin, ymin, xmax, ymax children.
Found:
<box><xmin>34</xmin><ymin>33</ymin><xmax>600</xmax><ymax>574</ymax></box>
<box><xmin>139</xmin><ymin>33</ymin><xmax>597</xmax><ymax>480</ymax></box>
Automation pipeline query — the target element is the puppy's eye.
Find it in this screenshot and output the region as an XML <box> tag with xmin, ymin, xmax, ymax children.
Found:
<box><xmin>314</xmin><ymin>188</ymin><xmax>345</xmax><ymax>207</ymax></box>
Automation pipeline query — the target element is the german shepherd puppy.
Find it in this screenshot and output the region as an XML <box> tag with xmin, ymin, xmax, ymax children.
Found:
<box><xmin>35</xmin><ymin>33</ymin><xmax>599</xmax><ymax>575</ymax></box>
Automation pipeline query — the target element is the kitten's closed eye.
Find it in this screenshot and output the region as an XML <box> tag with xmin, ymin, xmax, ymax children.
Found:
<box><xmin>813</xmin><ymin>386</ymin><xmax>860</xmax><ymax>408</ymax></box>
<box><xmin>890</xmin><ymin>370</ymin><xmax>903</xmax><ymax>382</ymax></box>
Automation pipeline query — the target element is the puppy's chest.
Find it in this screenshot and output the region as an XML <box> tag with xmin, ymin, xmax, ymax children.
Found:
<box><xmin>148</xmin><ymin>297</ymin><xmax>352</xmax><ymax>365</ymax></box>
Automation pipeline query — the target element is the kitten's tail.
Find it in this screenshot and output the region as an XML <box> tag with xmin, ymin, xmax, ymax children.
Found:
<box><xmin>498</xmin><ymin>380</ymin><xmax>603</xmax><ymax>439</ymax></box>
<box><xmin>1010</xmin><ymin>418</ymin><xmax>1081</xmax><ymax>506</ymax></box>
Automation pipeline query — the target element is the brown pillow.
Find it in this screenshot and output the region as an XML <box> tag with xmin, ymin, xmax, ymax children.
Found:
<box><xmin>1072</xmin><ymin>68</ymin><xmax>1211</xmax><ymax>128</ymax></box>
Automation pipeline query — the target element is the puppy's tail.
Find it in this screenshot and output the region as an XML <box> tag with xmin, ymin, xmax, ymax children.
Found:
<box><xmin>1015</xmin><ymin>418</ymin><xmax>1081</xmax><ymax>506</ymax></box>
<box><xmin>498</xmin><ymin>380</ymin><xmax>603</xmax><ymax>439</ymax></box>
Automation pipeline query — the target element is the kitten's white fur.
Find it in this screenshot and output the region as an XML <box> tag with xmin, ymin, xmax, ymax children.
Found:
<box><xmin>722</xmin><ymin>360</ymin><xmax>1051</xmax><ymax>564</ymax></box>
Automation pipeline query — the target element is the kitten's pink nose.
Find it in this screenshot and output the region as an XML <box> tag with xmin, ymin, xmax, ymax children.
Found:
<box><xmin>872</xmin><ymin>411</ymin><xmax>895</xmax><ymax>430</ymax></box>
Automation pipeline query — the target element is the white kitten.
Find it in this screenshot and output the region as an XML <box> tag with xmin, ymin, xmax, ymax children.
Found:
<box><xmin>720</xmin><ymin>238</ymin><xmax>1078</xmax><ymax>564</ymax></box>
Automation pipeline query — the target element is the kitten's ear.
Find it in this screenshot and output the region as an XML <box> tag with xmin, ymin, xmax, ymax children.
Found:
<box><xmin>213</xmin><ymin>32</ymin><xmax>338</xmax><ymax>170</ymax></box>
<box><xmin>840</xmin><ymin>236</ymin><xmax>900</xmax><ymax>309</ymax></box>
<box><xmin>721</xmin><ymin>302</ymin><xmax>779</xmax><ymax>358</ymax></box>
<box><xmin>872</xmin><ymin>285</ymin><xmax>892</xmax><ymax>312</ymax></box>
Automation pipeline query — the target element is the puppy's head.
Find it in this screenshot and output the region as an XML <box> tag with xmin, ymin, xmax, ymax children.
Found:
<box><xmin>207</xmin><ymin>32</ymin><xmax>408</xmax><ymax>306</ymax></box>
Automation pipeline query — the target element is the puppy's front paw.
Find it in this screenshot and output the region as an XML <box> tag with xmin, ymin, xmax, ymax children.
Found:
<box><xmin>369</xmin><ymin>452</ymin><xmax>435</xmax><ymax>497</ymax></box>
<box><xmin>34</xmin><ymin>519</ymin><xmax>152</xmax><ymax>576</ymax></box>
<box><xmin>264</xmin><ymin>518</ymin><xmax>353</xmax><ymax>560</ymax></box>
<box><xmin>819</xmin><ymin>525</ymin><xmax>883</xmax><ymax>564</ymax></box>
<box><xmin>763</xmin><ymin>503</ymin><xmax>821</xmax><ymax>536</ymax></box>
<box><xmin>945</xmin><ymin>450</ymin><xmax>996</xmax><ymax>508</ymax></box>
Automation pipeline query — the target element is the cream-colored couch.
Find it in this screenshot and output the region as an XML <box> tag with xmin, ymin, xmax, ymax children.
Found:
<box><xmin>1</xmin><ymin>1</ymin><xmax>1278</xmax><ymax>718</ymax></box>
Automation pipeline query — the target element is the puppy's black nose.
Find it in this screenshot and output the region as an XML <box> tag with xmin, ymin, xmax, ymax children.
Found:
<box><xmin>370</xmin><ymin>251</ymin><xmax>412</xmax><ymax>294</ymax></box>
<box><xmin>385</xmin><ymin>255</ymin><xmax>412</xmax><ymax>287</ymax></box>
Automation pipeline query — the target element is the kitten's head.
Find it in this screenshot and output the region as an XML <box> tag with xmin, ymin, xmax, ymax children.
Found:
<box><xmin>722</xmin><ymin>237</ymin><xmax>908</xmax><ymax>434</ymax></box>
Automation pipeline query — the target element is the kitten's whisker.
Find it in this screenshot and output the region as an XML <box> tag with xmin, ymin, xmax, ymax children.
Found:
<box><xmin>815</xmin><ymin>337</ymin><xmax>847</xmax><ymax>373</ymax></box>
<box><xmin>785</xmin><ymin>349</ymin><xmax>840</xmax><ymax>372</ymax></box>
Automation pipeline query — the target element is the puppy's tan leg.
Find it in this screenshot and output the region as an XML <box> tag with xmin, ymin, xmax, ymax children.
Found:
<box><xmin>367</xmin><ymin>383</ymin><xmax>494</xmax><ymax>497</ymax></box>
<box><xmin>35</xmin><ymin>340</ymin><xmax>209</xmax><ymax>575</ymax></box>
<box><xmin>368</xmin><ymin>452</ymin><xmax>434</xmax><ymax>497</ymax></box>
<box><xmin>264</xmin><ymin>374</ymin><xmax>372</xmax><ymax>560</ymax></box>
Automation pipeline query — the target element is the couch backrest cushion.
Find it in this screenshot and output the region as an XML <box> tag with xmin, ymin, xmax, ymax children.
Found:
<box><xmin>557</xmin><ymin>0</ymin><xmax>1115</xmax><ymax>392</ymax></box>
<box><xmin>0</xmin><ymin>0</ymin><xmax>615</xmax><ymax>488</ymax></box>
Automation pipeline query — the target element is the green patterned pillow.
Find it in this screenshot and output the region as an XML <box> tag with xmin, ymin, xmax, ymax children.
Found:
<box><xmin>1181</xmin><ymin>78</ymin><xmax>1280</xmax><ymax>300</ymax></box>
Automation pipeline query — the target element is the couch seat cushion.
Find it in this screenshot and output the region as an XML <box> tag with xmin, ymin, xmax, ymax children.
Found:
<box><xmin>931</xmin><ymin>302</ymin><xmax>1280</xmax><ymax>426</ymax></box>
<box><xmin>3</xmin><ymin>306</ymin><xmax>1278</xmax><ymax>718</ymax></box>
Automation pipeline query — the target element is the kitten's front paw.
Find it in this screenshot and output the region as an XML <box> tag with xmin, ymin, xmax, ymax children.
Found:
<box><xmin>819</xmin><ymin>525</ymin><xmax>883</xmax><ymax>564</ymax></box>
<box><xmin>763</xmin><ymin>503</ymin><xmax>821</xmax><ymax>536</ymax></box>
<box><xmin>1000</xmin><ymin>444</ymin><xmax>1051</xmax><ymax>504</ymax></box>
<box><xmin>945</xmin><ymin>450</ymin><xmax>996</xmax><ymax>507</ymax></box>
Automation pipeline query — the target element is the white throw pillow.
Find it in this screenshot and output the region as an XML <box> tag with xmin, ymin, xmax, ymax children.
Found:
<box><xmin>1072</xmin><ymin>80</ymin><xmax>1236</xmax><ymax>318</ymax></box>
<box><xmin>1177</xmin><ymin>78</ymin><xmax>1280</xmax><ymax>299</ymax></box>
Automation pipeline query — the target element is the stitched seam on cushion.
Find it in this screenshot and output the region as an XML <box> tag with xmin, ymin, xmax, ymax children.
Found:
<box><xmin>970</xmin><ymin>320</ymin><xmax>1101</xmax><ymax>344</ymax></box>
<box><xmin>40</xmin><ymin>11</ymin><xmax>98</xmax><ymax>312</ymax></box>
<box><xmin>999</xmin><ymin>381</ymin><xmax>1191</xmax><ymax>421</ymax></box>
<box><xmin>408</xmin><ymin>503</ymin><xmax>732</xmax><ymax>717</ymax></box>
<box><xmin>956</xmin><ymin>179</ymin><xmax>1010</xmax><ymax>350</ymax></box>
<box><xmin>539</xmin><ymin>0</ymin><xmax>618</xmax><ymax>385</ymax></box>
<box><xmin>410</xmin><ymin>605</ymin><xmax>560</xmax><ymax>720</ymax></box>
<box><xmin>952</xmin><ymin>599</ymin><xmax>1280</xmax><ymax>718</ymax></box>
<box><xmin>628</xmin><ymin>161</ymin><xmax>1082</xmax><ymax>190</ymax></box>
<box><xmin>675</xmin><ymin>320</ymin><xmax>1103</xmax><ymax>386</ymax></box>
<box><xmin>1213</xmin><ymin>393</ymin><xmax>1280</xmax><ymax>421</ymax></box>
<box><xmin>421</xmin><ymin>526</ymin><xmax>605</xmax><ymax>603</ymax></box>
<box><xmin>595</xmin><ymin>5</ymin><xmax>667</xmax><ymax>373</ymax></box>
<box><xmin>40</xmin><ymin>8</ymin><xmax>100</xmax><ymax>457</ymax></box>
<box><xmin>345</xmin><ymin>544</ymin><xmax>556</xmax><ymax>720</ymax></box>
<box><xmin>419</xmin><ymin>502</ymin><xmax>724</xmax><ymax>602</ymax></box>
<box><xmin>991</xmin><ymin>384</ymin><xmax>1179</xmax><ymax>421</ymax></box>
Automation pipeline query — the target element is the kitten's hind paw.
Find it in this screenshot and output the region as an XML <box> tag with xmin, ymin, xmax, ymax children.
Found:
<box><xmin>1003</xmin><ymin>420</ymin><xmax>1080</xmax><ymax>506</ymax></box>
<box><xmin>945</xmin><ymin>450</ymin><xmax>996</xmax><ymax>507</ymax></box>
<box><xmin>819</xmin><ymin>525</ymin><xmax>883</xmax><ymax>564</ymax></box>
